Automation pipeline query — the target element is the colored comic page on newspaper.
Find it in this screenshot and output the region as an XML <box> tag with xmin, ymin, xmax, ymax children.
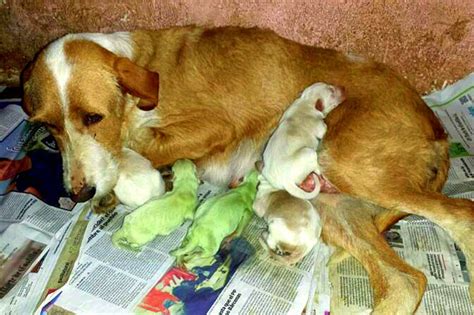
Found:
<box><xmin>326</xmin><ymin>73</ymin><xmax>474</xmax><ymax>314</ymax></box>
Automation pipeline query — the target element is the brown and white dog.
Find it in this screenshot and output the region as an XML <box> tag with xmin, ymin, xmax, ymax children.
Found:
<box><xmin>21</xmin><ymin>26</ymin><xmax>474</xmax><ymax>313</ymax></box>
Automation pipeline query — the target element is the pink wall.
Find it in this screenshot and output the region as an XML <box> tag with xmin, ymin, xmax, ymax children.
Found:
<box><xmin>0</xmin><ymin>0</ymin><xmax>472</xmax><ymax>92</ymax></box>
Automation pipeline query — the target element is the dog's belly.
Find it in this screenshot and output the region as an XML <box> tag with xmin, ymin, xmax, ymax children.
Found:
<box><xmin>197</xmin><ymin>139</ymin><xmax>262</xmax><ymax>187</ymax></box>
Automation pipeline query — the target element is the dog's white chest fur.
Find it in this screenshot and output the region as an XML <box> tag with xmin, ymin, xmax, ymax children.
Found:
<box><xmin>199</xmin><ymin>139</ymin><xmax>262</xmax><ymax>187</ymax></box>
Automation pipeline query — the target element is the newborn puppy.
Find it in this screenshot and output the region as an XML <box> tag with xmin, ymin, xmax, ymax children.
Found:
<box><xmin>113</xmin><ymin>148</ymin><xmax>165</xmax><ymax>208</ymax></box>
<box><xmin>261</xmin><ymin>82</ymin><xmax>345</xmax><ymax>199</ymax></box>
<box><xmin>172</xmin><ymin>170</ymin><xmax>259</xmax><ymax>268</ymax></box>
<box><xmin>112</xmin><ymin>159</ymin><xmax>199</xmax><ymax>250</ymax></box>
<box><xmin>253</xmin><ymin>175</ymin><xmax>322</xmax><ymax>265</ymax></box>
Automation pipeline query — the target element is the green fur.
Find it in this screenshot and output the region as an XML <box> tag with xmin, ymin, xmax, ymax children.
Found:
<box><xmin>172</xmin><ymin>170</ymin><xmax>258</xmax><ymax>266</ymax></box>
<box><xmin>112</xmin><ymin>159</ymin><xmax>199</xmax><ymax>250</ymax></box>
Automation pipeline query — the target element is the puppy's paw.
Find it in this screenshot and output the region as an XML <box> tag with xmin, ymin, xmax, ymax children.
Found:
<box><xmin>91</xmin><ymin>192</ymin><xmax>119</xmax><ymax>214</ymax></box>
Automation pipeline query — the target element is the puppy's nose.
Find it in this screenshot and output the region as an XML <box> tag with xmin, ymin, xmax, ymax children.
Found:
<box><xmin>70</xmin><ymin>185</ymin><xmax>96</xmax><ymax>203</ymax></box>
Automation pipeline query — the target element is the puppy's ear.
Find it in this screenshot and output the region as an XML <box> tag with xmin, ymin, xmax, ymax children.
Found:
<box><xmin>113</xmin><ymin>58</ymin><xmax>159</xmax><ymax>111</ymax></box>
<box><xmin>255</xmin><ymin>160</ymin><xmax>264</xmax><ymax>172</ymax></box>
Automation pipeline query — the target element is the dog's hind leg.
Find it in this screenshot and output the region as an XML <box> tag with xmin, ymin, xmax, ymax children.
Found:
<box><xmin>315</xmin><ymin>194</ymin><xmax>427</xmax><ymax>314</ymax></box>
<box><xmin>373</xmin><ymin>191</ymin><xmax>474</xmax><ymax>300</ymax></box>
<box><xmin>374</xmin><ymin>209</ymin><xmax>408</xmax><ymax>232</ymax></box>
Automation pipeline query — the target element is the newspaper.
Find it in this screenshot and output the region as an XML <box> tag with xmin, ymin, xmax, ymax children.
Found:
<box><xmin>0</xmin><ymin>102</ymin><xmax>27</xmax><ymax>142</ymax></box>
<box><xmin>306</xmin><ymin>243</ymin><xmax>332</xmax><ymax>315</ymax></box>
<box><xmin>39</xmin><ymin>180</ymin><xmax>324</xmax><ymax>315</ymax></box>
<box><xmin>329</xmin><ymin>218</ymin><xmax>473</xmax><ymax>314</ymax></box>
<box><xmin>40</xmin><ymin>183</ymin><xmax>225</xmax><ymax>314</ymax></box>
<box><xmin>425</xmin><ymin>72</ymin><xmax>474</xmax><ymax>199</ymax></box>
<box><xmin>0</xmin><ymin>192</ymin><xmax>80</xmax><ymax>311</ymax></box>
<box><xmin>0</xmin><ymin>205</ymin><xmax>87</xmax><ymax>314</ymax></box>
<box><xmin>208</xmin><ymin>217</ymin><xmax>319</xmax><ymax>315</ymax></box>
<box><xmin>51</xmin><ymin>207</ymin><xmax>189</xmax><ymax>313</ymax></box>
<box><xmin>328</xmin><ymin>72</ymin><xmax>474</xmax><ymax>314</ymax></box>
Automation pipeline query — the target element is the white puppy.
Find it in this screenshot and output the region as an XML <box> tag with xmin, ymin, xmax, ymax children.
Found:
<box><xmin>113</xmin><ymin>148</ymin><xmax>165</xmax><ymax>208</ymax></box>
<box><xmin>253</xmin><ymin>174</ymin><xmax>322</xmax><ymax>265</ymax></box>
<box><xmin>261</xmin><ymin>82</ymin><xmax>345</xmax><ymax>199</ymax></box>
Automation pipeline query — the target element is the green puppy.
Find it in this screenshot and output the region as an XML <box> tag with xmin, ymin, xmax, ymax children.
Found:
<box><xmin>112</xmin><ymin>159</ymin><xmax>199</xmax><ymax>250</ymax></box>
<box><xmin>172</xmin><ymin>170</ymin><xmax>258</xmax><ymax>266</ymax></box>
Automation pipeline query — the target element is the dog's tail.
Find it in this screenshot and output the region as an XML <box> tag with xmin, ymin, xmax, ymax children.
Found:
<box><xmin>283</xmin><ymin>172</ymin><xmax>321</xmax><ymax>200</ymax></box>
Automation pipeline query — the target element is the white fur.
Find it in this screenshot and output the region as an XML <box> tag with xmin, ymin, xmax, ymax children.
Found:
<box><xmin>265</xmin><ymin>217</ymin><xmax>319</xmax><ymax>255</ymax></box>
<box><xmin>253</xmin><ymin>174</ymin><xmax>278</xmax><ymax>217</ymax></box>
<box><xmin>65</xmin><ymin>120</ymin><xmax>120</xmax><ymax>198</ymax></box>
<box><xmin>114</xmin><ymin>148</ymin><xmax>165</xmax><ymax>208</ymax></box>
<box><xmin>45</xmin><ymin>40</ymin><xmax>71</xmax><ymax>111</ymax></box>
<box><xmin>45</xmin><ymin>40</ymin><xmax>74</xmax><ymax>192</ymax></box>
<box><xmin>44</xmin><ymin>32</ymin><xmax>134</xmax><ymax>199</ymax></box>
<box><xmin>253</xmin><ymin>175</ymin><xmax>322</xmax><ymax>263</ymax></box>
<box><xmin>66</xmin><ymin>32</ymin><xmax>134</xmax><ymax>59</ymax></box>
<box><xmin>261</xmin><ymin>82</ymin><xmax>344</xmax><ymax>199</ymax></box>
<box><xmin>199</xmin><ymin>139</ymin><xmax>262</xmax><ymax>187</ymax></box>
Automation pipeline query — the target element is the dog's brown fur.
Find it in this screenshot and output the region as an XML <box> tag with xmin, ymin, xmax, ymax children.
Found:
<box><xmin>22</xmin><ymin>26</ymin><xmax>474</xmax><ymax>313</ymax></box>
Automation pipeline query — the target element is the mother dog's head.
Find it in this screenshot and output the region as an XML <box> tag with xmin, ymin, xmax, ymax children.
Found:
<box><xmin>21</xmin><ymin>32</ymin><xmax>159</xmax><ymax>202</ymax></box>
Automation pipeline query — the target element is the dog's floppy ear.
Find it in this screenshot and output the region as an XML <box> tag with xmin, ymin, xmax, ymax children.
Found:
<box><xmin>113</xmin><ymin>57</ymin><xmax>159</xmax><ymax>111</ymax></box>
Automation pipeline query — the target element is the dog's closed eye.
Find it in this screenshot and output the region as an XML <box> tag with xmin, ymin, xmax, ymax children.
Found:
<box><xmin>83</xmin><ymin>113</ymin><xmax>103</xmax><ymax>126</ymax></box>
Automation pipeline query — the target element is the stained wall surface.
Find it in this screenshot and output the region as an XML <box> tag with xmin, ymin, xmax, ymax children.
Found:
<box><xmin>0</xmin><ymin>1</ymin><xmax>472</xmax><ymax>92</ymax></box>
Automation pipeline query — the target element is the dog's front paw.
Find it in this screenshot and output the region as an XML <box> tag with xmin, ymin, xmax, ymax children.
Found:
<box><xmin>91</xmin><ymin>192</ymin><xmax>119</xmax><ymax>214</ymax></box>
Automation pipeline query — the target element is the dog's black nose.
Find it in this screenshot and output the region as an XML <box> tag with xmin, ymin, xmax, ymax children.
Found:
<box><xmin>70</xmin><ymin>186</ymin><xmax>96</xmax><ymax>203</ymax></box>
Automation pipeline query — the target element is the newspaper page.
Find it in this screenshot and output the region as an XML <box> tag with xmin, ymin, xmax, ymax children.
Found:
<box><xmin>306</xmin><ymin>243</ymin><xmax>333</xmax><ymax>315</ymax></box>
<box><xmin>0</xmin><ymin>100</ymin><xmax>27</xmax><ymax>142</ymax></box>
<box><xmin>425</xmin><ymin>72</ymin><xmax>474</xmax><ymax>198</ymax></box>
<box><xmin>0</xmin><ymin>98</ymin><xmax>29</xmax><ymax>194</ymax></box>
<box><xmin>329</xmin><ymin>218</ymin><xmax>473</xmax><ymax>314</ymax></box>
<box><xmin>42</xmin><ymin>182</ymin><xmax>225</xmax><ymax>314</ymax></box>
<box><xmin>0</xmin><ymin>192</ymin><xmax>78</xmax><ymax>299</ymax></box>
<box><xmin>208</xmin><ymin>216</ymin><xmax>319</xmax><ymax>315</ymax></box>
<box><xmin>52</xmin><ymin>206</ymin><xmax>187</xmax><ymax>314</ymax></box>
<box><xmin>328</xmin><ymin>72</ymin><xmax>474</xmax><ymax>314</ymax></box>
<box><xmin>0</xmin><ymin>204</ymin><xmax>87</xmax><ymax>314</ymax></box>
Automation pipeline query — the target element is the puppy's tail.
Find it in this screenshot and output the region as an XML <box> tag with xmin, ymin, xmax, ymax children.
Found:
<box><xmin>283</xmin><ymin>173</ymin><xmax>321</xmax><ymax>200</ymax></box>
